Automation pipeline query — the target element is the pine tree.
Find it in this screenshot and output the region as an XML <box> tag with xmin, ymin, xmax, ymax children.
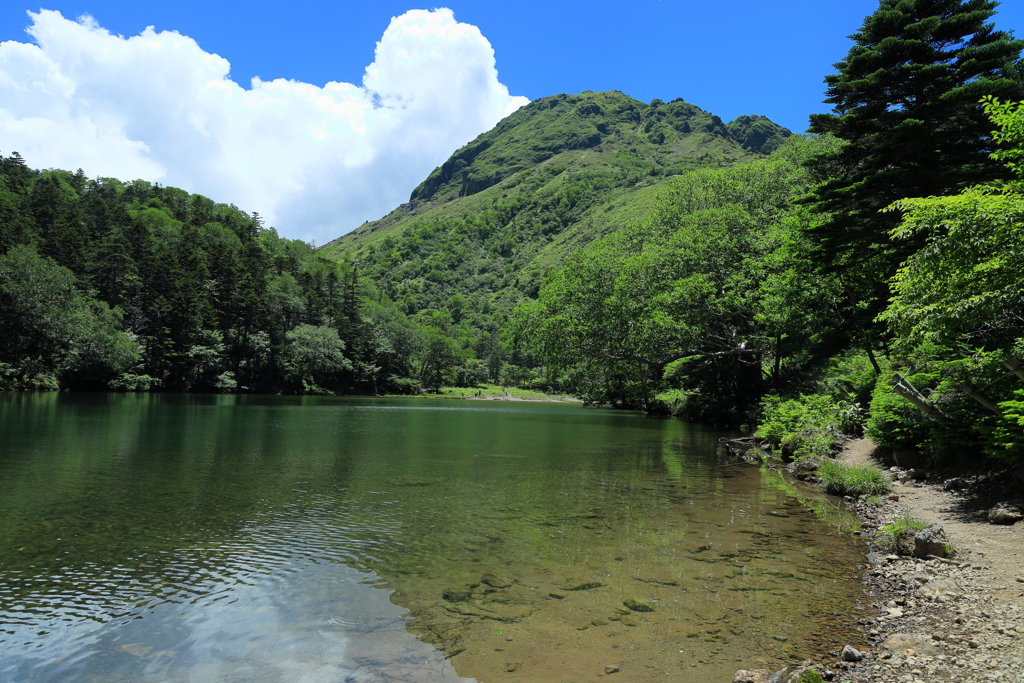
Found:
<box><xmin>805</xmin><ymin>0</ymin><xmax>1024</xmax><ymax>283</ymax></box>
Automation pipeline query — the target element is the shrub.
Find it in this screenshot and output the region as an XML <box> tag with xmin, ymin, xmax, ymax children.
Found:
<box><xmin>109</xmin><ymin>373</ymin><xmax>160</xmax><ymax>391</ymax></box>
<box><xmin>988</xmin><ymin>390</ymin><xmax>1024</xmax><ymax>464</ymax></box>
<box><xmin>756</xmin><ymin>394</ymin><xmax>862</xmax><ymax>460</ymax></box>
<box><xmin>865</xmin><ymin>372</ymin><xmax>933</xmax><ymax>449</ymax></box>
<box><xmin>877</xmin><ymin>515</ymin><xmax>927</xmax><ymax>555</ymax></box>
<box><xmin>820</xmin><ymin>349</ymin><xmax>882</xmax><ymax>408</ymax></box>
<box><xmin>818</xmin><ymin>460</ymin><xmax>890</xmax><ymax>496</ymax></box>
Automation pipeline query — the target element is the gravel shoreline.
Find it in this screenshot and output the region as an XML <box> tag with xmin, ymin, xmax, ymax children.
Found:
<box><xmin>731</xmin><ymin>439</ymin><xmax>1024</xmax><ymax>683</ymax></box>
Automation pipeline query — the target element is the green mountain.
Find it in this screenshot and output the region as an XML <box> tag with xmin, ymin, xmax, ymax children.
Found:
<box><xmin>321</xmin><ymin>90</ymin><xmax>790</xmax><ymax>322</ymax></box>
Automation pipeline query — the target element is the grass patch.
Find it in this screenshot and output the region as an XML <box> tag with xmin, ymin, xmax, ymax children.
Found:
<box><xmin>818</xmin><ymin>460</ymin><xmax>891</xmax><ymax>496</ymax></box>
<box><xmin>878</xmin><ymin>515</ymin><xmax>927</xmax><ymax>555</ymax></box>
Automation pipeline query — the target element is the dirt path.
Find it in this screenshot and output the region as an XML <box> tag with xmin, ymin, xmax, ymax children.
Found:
<box><xmin>829</xmin><ymin>439</ymin><xmax>1024</xmax><ymax>683</ymax></box>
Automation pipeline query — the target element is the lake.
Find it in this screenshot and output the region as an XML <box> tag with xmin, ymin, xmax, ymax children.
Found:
<box><xmin>0</xmin><ymin>393</ymin><xmax>867</xmax><ymax>682</ymax></box>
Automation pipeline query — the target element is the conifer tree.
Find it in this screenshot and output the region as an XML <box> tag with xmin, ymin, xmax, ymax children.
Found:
<box><xmin>805</xmin><ymin>0</ymin><xmax>1023</xmax><ymax>284</ymax></box>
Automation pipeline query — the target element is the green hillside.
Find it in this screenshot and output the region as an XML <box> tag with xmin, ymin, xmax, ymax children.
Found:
<box><xmin>320</xmin><ymin>91</ymin><xmax>790</xmax><ymax>319</ymax></box>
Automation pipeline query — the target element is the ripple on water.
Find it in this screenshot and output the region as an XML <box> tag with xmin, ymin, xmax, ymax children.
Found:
<box><xmin>0</xmin><ymin>395</ymin><xmax>865</xmax><ymax>683</ymax></box>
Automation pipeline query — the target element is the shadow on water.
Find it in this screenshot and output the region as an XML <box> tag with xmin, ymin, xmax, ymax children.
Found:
<box><xmin>0</xmin><ymin>393</ymin><xmax>867</xmax><ymax>682</ymax></box>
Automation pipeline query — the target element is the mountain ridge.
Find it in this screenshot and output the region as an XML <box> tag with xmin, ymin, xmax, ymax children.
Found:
<box><xmin>319</xmin><ymin>90</ymin><xmax>791</xmax><ymax>326</ymax></box>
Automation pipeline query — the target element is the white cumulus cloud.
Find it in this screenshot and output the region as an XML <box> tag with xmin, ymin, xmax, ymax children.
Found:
<box><xmin>0</xmin><ymin>8</ymin><xmax>528</xmax><ymax>244</ymax></box>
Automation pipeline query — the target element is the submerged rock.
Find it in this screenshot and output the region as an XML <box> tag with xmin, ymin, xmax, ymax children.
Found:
<box><xmin>559</xmin><ymin>577</ymin><xmax>604</xmax><ymax>591</ymax></box>
<box><xmin>480</xmin><ymin>572</ymin><xmax>512</xmax><ymax>588</ymax></box>
<box><xmin>622</xmin><ymin>598</ymin><xmax>654</xmax><ymax>612</ymax></box>
<box><xmin>442</xmin><ymin>587</ymin><xmax>472</xmax><ymax>602</ymax></box>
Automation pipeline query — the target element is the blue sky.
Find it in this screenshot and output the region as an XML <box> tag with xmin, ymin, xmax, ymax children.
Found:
<box><xmin>2</xmin><ymin>1</ymin><xmax>1022</xmax><ymax>243</ymax></box>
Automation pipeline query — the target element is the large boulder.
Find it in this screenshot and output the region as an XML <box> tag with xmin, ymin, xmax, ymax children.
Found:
<box><xmin>988</xmin><ymin>500</ymin><xmax>1024</xmax><ymax>525</ymax></box>
<box><xmin>913</xmin><ymin>522</ymin><xmax>949</xmax><ymax>558</ymax></box>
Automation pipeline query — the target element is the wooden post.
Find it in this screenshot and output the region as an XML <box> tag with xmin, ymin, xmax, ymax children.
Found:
<box><xmin>892</xmin><ymin>373</ymin><xmax>938</xmax><ymax>416</ymax></box>
<box><xmin>1004</xmin><ymin>356</ymin><xmax>1024</xmax><ymax>382</ymax></box>
<box><xmin>960</xmin><ymin>382</ymin><xmax>1003</xmax><ymax>416</ymax></box>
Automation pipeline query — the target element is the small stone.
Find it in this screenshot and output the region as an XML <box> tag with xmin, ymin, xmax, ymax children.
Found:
<box><xmin>604</xmin><ymin>664</ymin><xmax>620</xmax><ymax>674</ymax></box>
<box><xmin>591</xmin><ymin>619</ymin><xmax>608</xmax><ymax>626</ymax></box>
<box><xmin>1016</xmin><ymin>577</ymin><xmax>1024</xmax><ymax>583</ymax></box>
<box><xmin>504</xmin><ymin>662</ymin><xmax>521</xmax><ymax>672</ymax></box>
<box><xmin>842</xmin><ymin>645</ymin><xmax>864</xmax><ymax>662</ymax></box>
<box><xmin>548</xmin><ymin>592</ymin><xmax>566</xmax><ymax>599</ymax></box>
<box><xmin>442</xmin><ymin>587</ymin><xmax>472</xmax><ymax>602</ymax></box>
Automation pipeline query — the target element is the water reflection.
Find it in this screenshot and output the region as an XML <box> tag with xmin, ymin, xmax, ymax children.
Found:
<box><xmin>0</xmin><ymin>394</ymin><xmax>865</xmax><ymax>682</ymax></box>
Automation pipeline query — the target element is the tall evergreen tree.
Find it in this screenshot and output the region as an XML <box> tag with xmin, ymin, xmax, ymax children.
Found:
<box><xmin>805</xmin><ymin>0</ymin><xmax>1023</xmax><ymax>286</ymax></box>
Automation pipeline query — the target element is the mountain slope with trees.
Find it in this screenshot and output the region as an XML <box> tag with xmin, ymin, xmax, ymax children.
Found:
<box><xmin>321</xmin><ymin>91</ymin><xmax>790</xmax><ymax>316</ymax></box>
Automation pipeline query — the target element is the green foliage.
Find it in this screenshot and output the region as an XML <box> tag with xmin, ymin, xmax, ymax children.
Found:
<box><xmin>881</xmin><ymin>189</ymin><xmax>1024</xmax><ymax>350</ymax></box>
<box><xmin>0</xmin><ymin>151</ymin><xmax>481</xmax><ymax>395</ymax></box>
<box><xmin>990</xmin><ymin>390</ymin><xmax>1024</xmax><ymax>462</ymax></box>
<box><xmin>865</xmin><ymin>372</ymin><xmax>933</xmax><ymax>450</ymax></box>
<box><xmin>985</xmin><ymin>96</ymin><xmax>1024</xmax><ymax>180</ymax></box>
<box><xmin>805</xmin><ymin>0</ymin><xmax>1024</xmax><ymax>320</ymax></box>
<box><xmin>756</xmin><ymin>394</ymin><xmax>861</xmax><ymax>460</ymax></box>
<box><xmin>799</xmin><ymin>670</ymin><xmax>826</xmax><ymax>683</ymax></box>
<box><xmin>817</xmin><ymin>460</ymin><xmax>891</xmax><ymax>497</ymax></box>
<box><xmin>817</xmin><ymin>349</ymin><xmax>881</xmax><ymax>408</ymax></box>
<box><xmin>874</xmin><ymin>101</ymin><xmax>1024</xmax><ymax>464</ymax></box>
<box><xmin>0</xmin><ymin>244</ymin><xmax>140</xmax><ymax>387</ymax></box>
<box><xmin>518</xmin><ymin>136</ymin><xmax>843</xmax><ymax>419</ymax></box>
<box><xmin>109</xmin><ymin>373</ymin><xmax>161</xmax><ymax>391</ymax></box>
<box><xmin>321</xmin><ymin>92</ymin><xmax>790</xmax><ymax>393</ymax></box>
<box><xmin>878</xmin><ymin>515</ymin><xmax>928</xmax><ymax>555</ymax></box>
<box><xmin>284</xmin><ymin>324</ymin><xmax>352</xmax><ymax>392</ymax></box>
